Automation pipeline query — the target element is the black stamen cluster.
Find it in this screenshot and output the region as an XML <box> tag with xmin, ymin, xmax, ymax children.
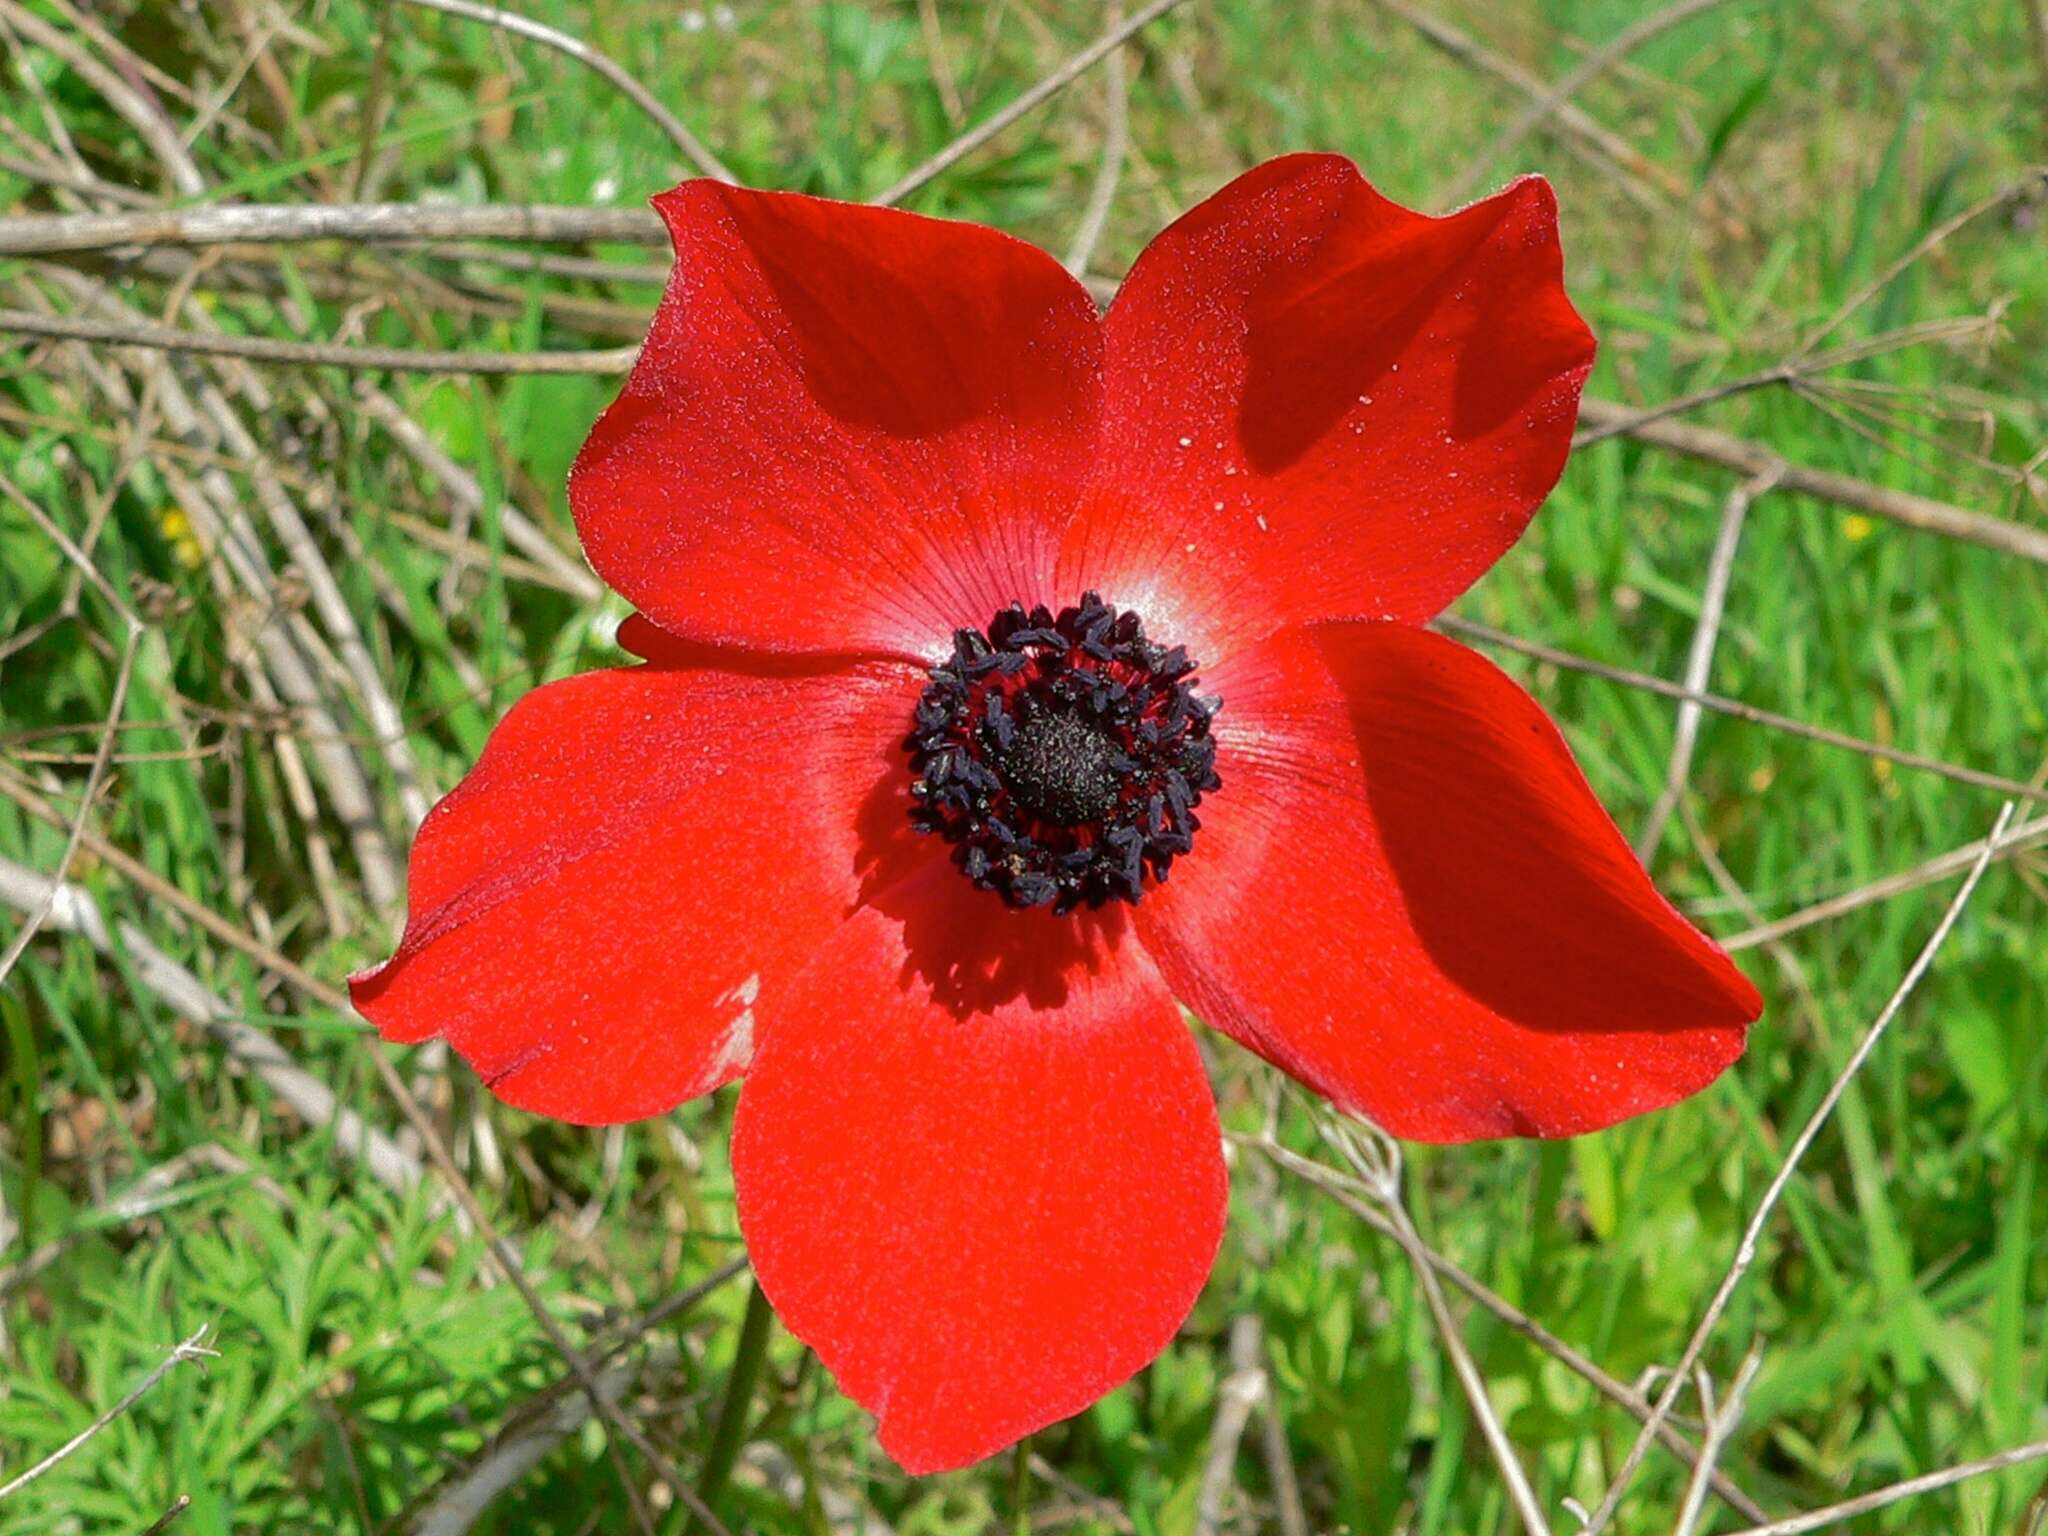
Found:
<box><xmin>907</xmin><ymin>592</ymin><xmax>1221</xmax><ymax>911</ymax></box>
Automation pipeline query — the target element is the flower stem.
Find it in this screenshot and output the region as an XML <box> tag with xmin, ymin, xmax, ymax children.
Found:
<box><xmin>686</xmin><ymin>1277</ymin><xmax>774</xmax><ymax>1533</ymax></box>
<box><xmin>1010</xmin><ymin>1436</ymin><xmax>1032</xmax><ymax>1535</ymax></box>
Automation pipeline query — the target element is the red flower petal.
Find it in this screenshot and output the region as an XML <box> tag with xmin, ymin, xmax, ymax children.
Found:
<box><xmin>1139</xmin><ymin>621</ymin><xmax>1759</xmax><ymax>1141</ymax></box>
<box><xmin>349</xmin><ymin>653</ymin><xmax>922</xmax><ymax>1123</ymax></box>
<box><xmin>572</xmin><ymin>182</ymin><xmax>1103</xmax><ymax>662</ymax></box>
<box><xmin>1063</xmin><ymin>154</ymin><xmax>1595</xmax><ymax>657</ymax></box>
<box><xmin>732</xmin><ymin>869</ymin><xmax>1226</xmax><ymax>1473</ymax></box>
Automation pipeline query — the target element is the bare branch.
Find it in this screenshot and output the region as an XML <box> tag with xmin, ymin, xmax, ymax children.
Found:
<box><xmin>0</xmin><ymin>203</ymin><xmax>664</xmax><ymax>257</ymax></box>
<box><xmin>1637</xmin><ymin>467</ymin><xmax>1780</xmax><ymax>858</ymax></box>
<box><xmin>1723</xmin><ymin>812</ymin><xmax>2048</xmax><ymax>950</ymax></box>
<box><xmin>1574</xmin><ymin>398</ymin><xmax>2048</xmax><ymax>568</ymax></box>
<box><xmin>1065</xmin><ymin>0</ymin><xmax>1130</xmax><ymax>277</ymax></box>
<box><xmin>1669</xmin><ymin>1345</ymin><xmax>1765</xmax><ymax>1536</ymax></box>
<box><xmin>1716</xmin><ymin>1435</ymin><xmax>2048</xmax><ymax>1536</ymax></box>
<box><xmin>1193</xmin><ymin>1315</ymin><xmax>1268</xmax><ymax>1536</ymax></box>
<box><xmin>1578</xmin><ymin>802</ymin><xmax>2019</xmax><ymax>1535</ymax></box>
<box><xmin>1436</xmin><ymin>617</ymin><xmax>2046</xmax><ymax>804</ymax></box>
<box><xmin>393</xmin><ymin>0</ymin><xmax>735</xmax><ymax>182</ymax></box>
<box><xmin>873</xmin><ymin>0</ymin><xmax>1192</xmax><ymax>207</ymax></box>
<box><xmin>0</xmin><ymin>1326</ymin><xmax>218</xmax><ymax>1502</ymax></box>
<box><xmin>1443</xmin><ymin>0</ymin><xmax>1738</xmax><ymax>204</ymax></box>
<box><xmin>0</xmin><ymin>308</ymin><xmax>635</xmax><ymax>374</ymax></box>
<box><xmin>1327</xmin><ymin>1123</ymin><xmax>1551</xmax><ymax>1535</ymax></box>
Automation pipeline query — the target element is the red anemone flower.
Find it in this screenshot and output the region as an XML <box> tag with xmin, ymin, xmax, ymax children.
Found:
<box><xmin>352</xmin><ymin>154</ymin><xmax>1762</xmax><ymax>1474</ymax></box>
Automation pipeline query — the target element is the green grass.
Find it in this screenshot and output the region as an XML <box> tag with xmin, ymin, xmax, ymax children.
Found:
<box><xmin>3</xmin><ymin>0</ymin><xmax>2046</xmax><ymax>1532</ymax></box>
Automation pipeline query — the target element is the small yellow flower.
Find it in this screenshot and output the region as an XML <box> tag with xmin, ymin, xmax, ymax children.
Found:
<box><xmin>156</xmin><ymin>506</ymin><xmax>204</xmax><ymax>570</ymax></box>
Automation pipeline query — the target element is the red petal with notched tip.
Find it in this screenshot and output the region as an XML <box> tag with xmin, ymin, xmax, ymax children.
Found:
<box><xmin>570</xmin><ymin>182</ymin><xmax>1104</xmax><ymax>664</ymax></box>
<box><xmin>349</xmin><ymin>651</ymin><xmax>923</xmax><ymax>1123</ymax></box>
<box><xmin>1137</xmin><ymin>620</ymin><xmax>1759</xmax><ymax>1142</ymax></box>
<box><xmin>731</xmin><ymin>867</ymin><xmax>1227</xmax><ymax>1473</ymax></box>
<box><xmin>1061</xmin><ymin>154</ymin><xmax>1596</xmax><ymax>660</ymax></box>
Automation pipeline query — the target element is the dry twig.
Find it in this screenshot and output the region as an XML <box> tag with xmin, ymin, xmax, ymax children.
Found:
<box><xmin>0</xmin><ymin>308</ymin><xmax>636</xmax><ymax>375</ymax></box>
<box><xmin>392</xmin><ymin>0</ymin><xmax>734</xmax><ymax>181</ymax></box>
<box><xmin>1578</xmin><ymin>802</ymin><xmax>2019</xmax><ymax>1535</ymax></box>
<box><xmin>0</xmin><ymin>1326</ymin><xmax>218</xmax><ymax>1502</ymax></box>
<box><xmin>1327</xmin><ymin>1123</ymin><xmax>1552</xmax><ymax>1535</ymax></box>
<box><xmin>1370</xmin><ymin>0</ymin><xmax>1680</xmax><ymax>206</ymax></box>
<box><xmin>1443</xmin><ymin>0</ymin><xmax>1739</xmax><ymax>204</ymax></box>
<box><xmin>1064</xmin><ymin>0</ymin><xmax>1131</xmax><ymax>277</ymax></box>
<box><xmin>1715</xmin><ymin>1434</ymin><xmax>2048</xmax><ymax>1536</ymax></box>
<box><xmin>1573</xmin><ymin>398</ymin><xmax>2048</xmax><ymax>569</ymax></box>
<box><xmin>1724</xmin><ymin>812</ymin><xmax>2048</xmax><ymax>950</ymax></box>
<box><xmin>1193</xmin><ymin>1315</ymin><xmax>1269</xmax><ymax>1535</ymax></box>
<box><xmin>1669</xmin><ymin>1345</ymin><xmax>1766</xmax><ymax>1536</ymax></box>
<box><xmin>1437</xmin><ymin>617</ymin><xmax>2046</xmax><ymax>804</ymax></box>
<box><xmin>1636</xmin><ymin>467</ymin><xmax>1781</xmax><ymax>859</ymax></box>
<box><xmin>0</xmin><ymin>475</ymin><xmax>144</xmax><ymax>993</ymax></box>
<box><xmin>0</xmin><ymin>202</ymin><xmax>663</xmax><ymax>256</ymax></box>
<box><xmin>873</xmin><ymin>0</ymin><xmax>1192</xmax><ymax>206</ymax></box>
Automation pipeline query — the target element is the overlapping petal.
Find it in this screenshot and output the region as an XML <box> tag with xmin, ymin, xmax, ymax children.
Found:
<box><xmin>357</xmin><ymin>153</ymin><xmax>1765</xmax><ymax>1480</ymax></box>
<box><xmin>571</xmin><ymin>183</ymin><xmax>1104</xmax><ymax>663</ymax></box>
<box><xmin>1061</xmin><ymin>154</ymin><xmax>1596</xmax><ymax>657</ymax></box>
<box><xmin>350</xmin><ymin>649</ymin><xmax>922</xmax><ymax>1123</ymax></box>
<box><xmin>1137</xmin><ymin>621</ymin><xmax>1759</xmax><ymax>1141</ymax></box>
<box><xmin>732</xmin><ymin>868</ymin><xmax>1227</xmax><ymax>1473</ymax></box>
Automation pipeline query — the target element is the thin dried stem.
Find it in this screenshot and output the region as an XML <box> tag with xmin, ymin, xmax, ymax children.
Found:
<box><xmin>1669</xmin><ymin>1344</ymin><xmax>1765</xmax><ymax>1536</ymax></box>
<box><xmin>355</xmin><ymin>382</ymin><xmax>605</xmax><ymax>601</ymax></box>
<box><xmin>0</xmin><ymin>308</ymin><xmax>636</xmax><ymax>374</ymax></box>
<box><xmin>1443</xmin><ymin>0</ymin><xmax>1738</xmax><ymax>204</ymax></box>
<box><xmin>1436</xmin><ymin>617</ymin><xmax>2046</xmax><ymax>804</ymax></box>
<box><xmin>0</xmin><ymin>0</ymin><xmax>204</xmax><ymax>195</ymax></box>
<box><xmin>916</xmin><ymin>0</ymin><xmax>967</xmax><ymax>126</ymax></box>
<box><xmin>1796</xmin><ymin>170</ymin><xmax>2044</xmax><ymax>357</ymax></box>
<box><xmin>1246</xmin><ymin>1131</ymin><xmax>1773</xmax><ymax>1523</ymax></box>
<box><xmin>1715</xmin><ymin>1435</ymin><xmax>2048</xmax><ymax>1536</ymax></box>
<box><xmin>0</xmin><ymin>1326</ymin><xmax>218</xmax><ymax>1502</ymax></box>
<box><xmin>137</xmin><ymin>1495</ymin><xmax>193</xmax><ymax>1536</ymax></box>
<box><xmin>0</xmin><ymin>816</ymin><xmax>733</xmax><ymax>1533</ymax></box>
<box><xmin>873</xmin><ymin>0</ymin><xmax>1191</xmax><ymax>207</ymax></box>
<box><xmin>1193</xmin><ymin>1314</ymin><xmax>1268</xmax><ymax>1535</ymax></box>
<box><xmin>0</xmin><ymin>475</ymin><xmax>145</xmax><ymax>994</ymax></box>
<box><xmin>393</xmin><ymin>0</ymin><xmax>735</xmax><ymax>182</ymax></box>
<box><xmin>1637</xmin><ymin>467</ymin><xmax>1781</xmax><ymax>858</ymax></box>
<box><xmin>1723</xmin><ymin>812</ymin><xmax>2048</xmax><ymax>950</ymax></box>
<box><xmin>1064</xmin><ymin>0</ymin><xmax>1130</xmax><ymax>277</ymax></box>
<box><xmin>0</xmin><ymin>203</ymin><xmax>664</xmax><ymax>257</ymax></box>
<box><xmin>1574</xmin><ymin>310</ymin><xmax>2007</xmax><ymax>450</ymax></box>
<box><xmin>1326</xmin><ymin>1123</ymin><xmax>1552</xmax><ymax>1535</ymax></box>
<box><xmin>1578</xmin><ymin>802</ymin><xmax>2018</xmax><ymax>1536</ymax></box>
<box><xmin>1369</xmin><ymin>0</ymin><xmax>1680</xmax><ymax>206</ymax></box>
<box><xmin>0</xmin><ymin>829</ymin><xmax>433</xmax><ymax>1205</ymax></box>
<box><xmin>1573</xmin><ymin>397</ymin><xmax>2048</xmax><ymax>568</ymax></box>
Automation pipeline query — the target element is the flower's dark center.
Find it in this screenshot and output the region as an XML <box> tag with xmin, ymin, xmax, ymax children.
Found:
<box><xmin>907</xmin><ymin>592</ymin><xmax>1221</xmax><ymax>912</ymax></box>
